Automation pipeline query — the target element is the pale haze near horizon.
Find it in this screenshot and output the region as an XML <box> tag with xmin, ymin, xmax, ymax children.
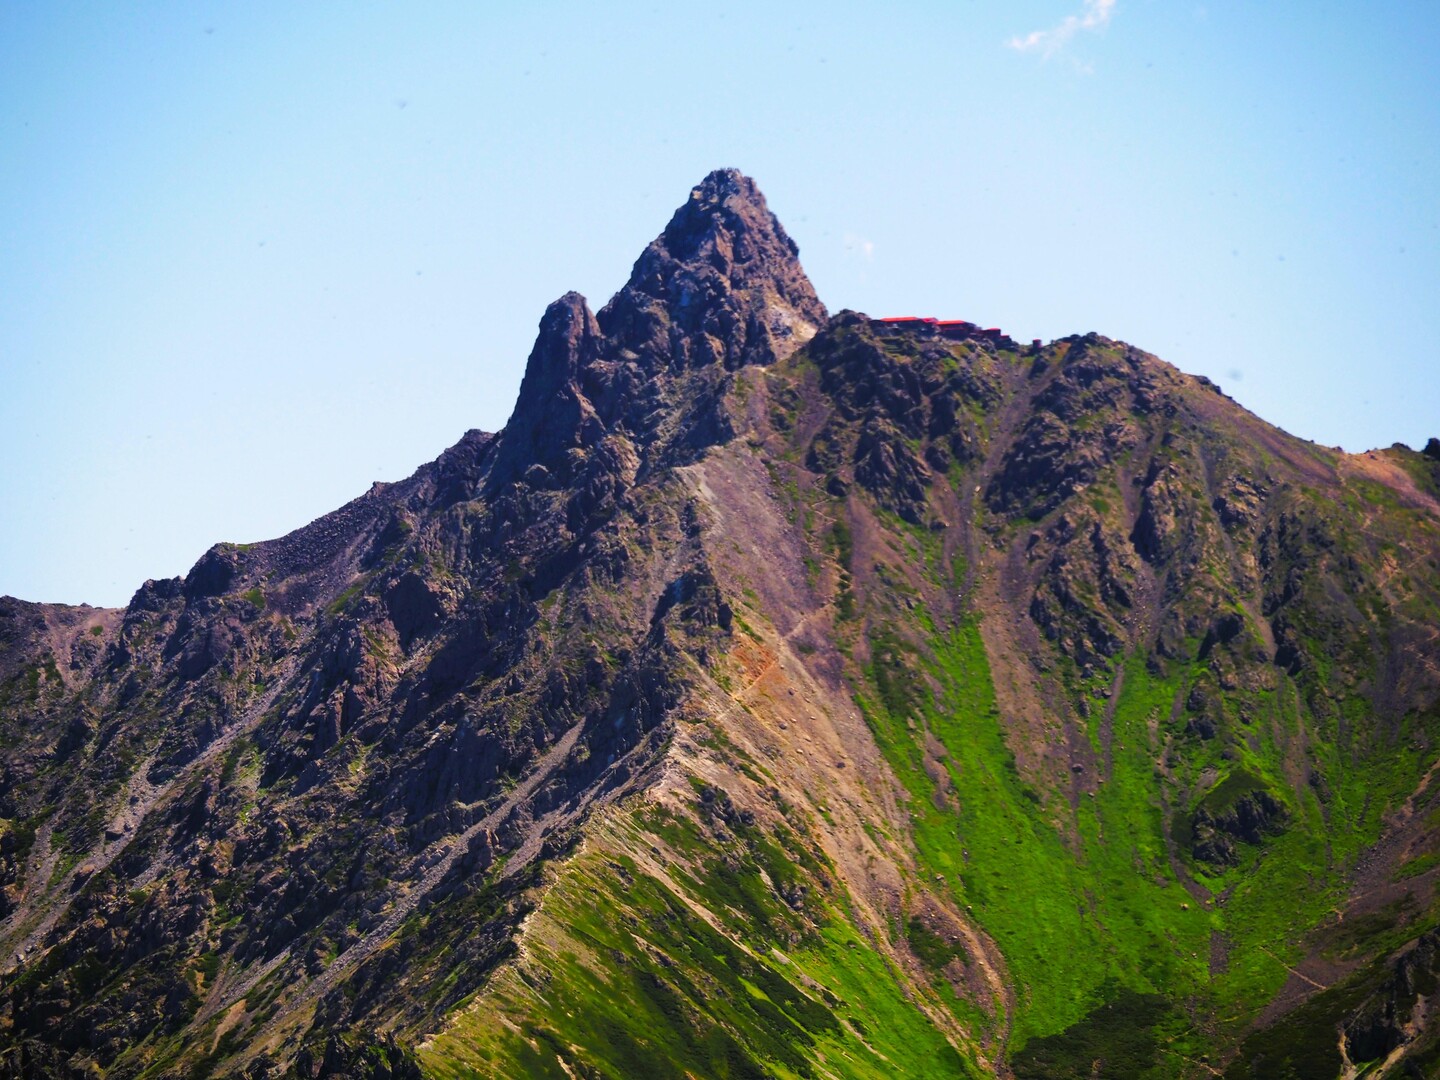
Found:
<box><xmin>2</xmin><ymin>2</ymin><xmax>1437</xmax><ymax>608</ymax></box>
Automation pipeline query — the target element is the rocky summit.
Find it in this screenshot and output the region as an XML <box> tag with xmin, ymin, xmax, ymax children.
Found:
<box><xmin>3</xmin><ymin>169</ymin><xmax>1440</xmax><ymax>1079</ymax></box>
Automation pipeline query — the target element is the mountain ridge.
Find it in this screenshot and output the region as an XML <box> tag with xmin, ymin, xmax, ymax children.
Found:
<box><xmin>2</xmin><ymin>170</ymin><xmax>1440</xmax><ymax>1079</ymax></box>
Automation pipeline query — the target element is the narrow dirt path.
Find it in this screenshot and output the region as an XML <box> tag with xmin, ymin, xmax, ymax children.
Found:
<box><xmin>1258</xmin><ymin>945</ymin><xmax>1328</xmax><ymax>991</ymax></box>
<box><xmin>731</xmin><ymin>613</ymin><xmax>817</xmax><ymax>702</ymax></box>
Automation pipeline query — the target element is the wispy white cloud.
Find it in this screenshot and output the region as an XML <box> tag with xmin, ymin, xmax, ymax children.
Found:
<box><xmin>843</xmin><ymin>233</ymin><xmax>875</xmax><ymax>260</ymax></box>
<box><xmin>1008</xmin><ymin>0</ymin><xmax>1116</xmax><ymax>58</ymax></box>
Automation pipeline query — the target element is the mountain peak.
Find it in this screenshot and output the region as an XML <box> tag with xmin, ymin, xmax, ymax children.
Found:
<box><xmin>663</xmin><ymin>167</ymin><xmax>774</xmax><ymax>255</ymax></box>
<box><xmin>690</xmin><ymin>165</ymin><xmax>756</xmax><ymax>199</ymax></box>
<box><xmin>495</xmin><ymin>171</ymin><xmax>827</xmax><ymax>485</ymax></box>
<box><xmin>599</xmin><ymin>168</ymin><xmax>826</xmax><ymax>371</ymax></box>
<box><xmin>491</xmin><ymin>291</ymin><xmax>604</xmax><ymax>487</ymax></box>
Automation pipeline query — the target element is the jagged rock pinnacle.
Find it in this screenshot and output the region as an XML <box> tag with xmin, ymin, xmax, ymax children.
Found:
<box><xmin>492</xmin><ymin>291</ymin><xmax>605</xmax><ymax>487</ymax></box>
<box><xmin>598</xmin><ymin>168</ymin><xmax>827</xmax><ymax>371</ymax></box>
<box><xmin>495</xmin><ymin>171</ymin><xmax>828</xmax><ymax>485</ymax></box>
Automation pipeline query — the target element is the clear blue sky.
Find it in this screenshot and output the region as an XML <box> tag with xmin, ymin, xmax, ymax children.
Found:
<box><xmin>3</xmin><ymin>2</ymin><xmax>1438</xmax><ymax>607</ymax></box>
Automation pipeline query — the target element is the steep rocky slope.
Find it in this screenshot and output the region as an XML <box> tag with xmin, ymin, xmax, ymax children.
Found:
<box><xmin>3</xmin><ymin>170</ymin><xmax>1440</xmax><ymax>1079</ymax></box>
